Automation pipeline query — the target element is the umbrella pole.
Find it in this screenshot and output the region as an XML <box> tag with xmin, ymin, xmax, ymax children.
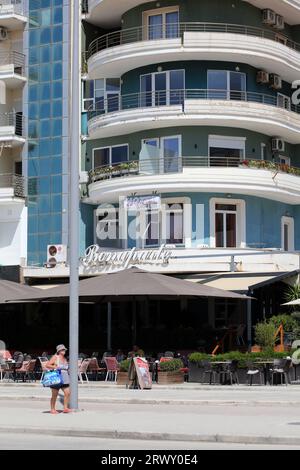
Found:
<box><xmin>132</xmin><ymin>299</ymin><xmax>137</xmax><ymax>345</ymax></box>
<box><xmin>107</xmin><ymin>302</ymin><xmax>112</xmax><ymax>351</ymax></box>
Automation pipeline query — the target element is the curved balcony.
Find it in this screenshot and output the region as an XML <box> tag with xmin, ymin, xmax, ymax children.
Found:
<box><xmin>86</xmin><ymin>22</ymin><xmax>300</xmax><ymax>81</ymax></box>
<box><xmin>0</xmin><ymin>51</ymin><xmax>26</xmax><ymax>88</ymax></box>
<box><xmin>85</xmin><ymin>1</ymin><xmax>300</xmax><ymax>27</ymax></box>
<box><xmin>0</xmin><ymin>0</ymin><xmax>27</xmax><ymax>30</ymax></box>
<box><xmin>87</xmin><ymin>89</ymin><xmax>300</xmax><ymax>143</ymax></box>
<box><xmin>85</xmin><ymin>157</ymin><xmax>300</xmax><ymax>205</ymax></box>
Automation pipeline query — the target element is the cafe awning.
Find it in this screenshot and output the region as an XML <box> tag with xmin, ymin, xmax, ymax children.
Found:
<box><xmin>7</xmin><ymin>267</ymin><xmax>252</xmax><ymax>303</ymax></box>
<box><xmin>0</xmin><ymin>279</ymin><xmax>40</xmax><ymax>304</ymax></box>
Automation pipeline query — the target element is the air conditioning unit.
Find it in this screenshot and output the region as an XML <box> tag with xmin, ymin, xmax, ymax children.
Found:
<box><xmin>47</xmin><ymin>244</ymin><xmax>67</xmax><ymax>268</ymax></box>
<box><xmin>274</xmin><ymin>15</ymin><xmax>285</xmax><ymax>30</ymax></box>
<box><xmin>272</xmin><ymin>138</ymin><xmax>285</xmax><ymax>152</ymax></box>
<box><xmin>262</xmin><ymin>9</ymin><xmax>276</xmax><ymax>26</ymax></box>
<box><xmin>257</xmin><ymin>71</ymin><xmax>269</xmax><ymax>84</ymax></box>
<box><xmin>269</xmin><ymin>73</ymin><xmax>282</xmax><ymax>90</ymax></box>
<box><xmin>0</xmin><ymin>28</ymin><xmax>8</xmax><ymax>41</ymax></box>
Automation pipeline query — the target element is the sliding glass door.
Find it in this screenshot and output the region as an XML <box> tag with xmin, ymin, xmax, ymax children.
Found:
<box><xmin>147</xmin><ymin>9</ymin><xmax>179</xmax><ymax>40</ymax></box>
<box><xmin>140</xmin><ymin>70</ymin><xmax>185</xmax><ymax>107</ymax></box>
<box><xmin>207</xmin><ymin>71</ymin><xmax>246</xmax><ymax>100</ymax></box>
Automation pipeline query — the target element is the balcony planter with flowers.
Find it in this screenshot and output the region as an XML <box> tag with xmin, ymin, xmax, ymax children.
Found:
<box><xmin>89</xmin><ymin>161</ymin><xmax>139</xmax><ymax>183</ymax></box>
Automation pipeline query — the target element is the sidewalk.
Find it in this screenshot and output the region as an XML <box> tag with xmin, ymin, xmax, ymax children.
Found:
<box><xmin>1</xmin><ymin>382</ymin><xmax>300</xmax><ymax>406</ymax></box>
<box><xmin>2</xmin><ymin>383</ymin><xmax>300</xmax><ymax>446</ymax></box>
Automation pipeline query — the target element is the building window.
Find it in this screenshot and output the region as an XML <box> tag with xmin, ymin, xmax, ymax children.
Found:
<box><xmin>281</xmin><ymin>216</ymin><xmax>294</xmax><ymax>252</ymax></box>
<box><xmin>140</xmin><ymin>70</ymin><xmax>184</xmax><ymax>107</ymax></box>
<box><xmin>208</xmin><ymin>135</ymin><xmax>246</xmax><ymax>166</ymax></box>
<box><xmin>141</xmin><ymin>135</ymin><xmax>182</xmax><ymax>173</ymax></box>
<box><xmin>95</xmin><ymin>208</ymin><xmax>119</xmax><ymax>244</ymax></box>
<box><xmin>82</xmin><ymin>79</ymin><xmax>120</xmax><ymax>112</ymax></box>
<box><xmin>210</xmin><ymin>198</ymin><xmax>246</xmax><ymax>248</ymax></box>
<box><xmin>93</xmin><ymin>144</ymin><xmax>128</xmax><ymax>169</ymax></box>
<box><xmin>260</xmin><ymin>143</ymin><xmax>266</xmax><ymax>161</ymax></box>
<box><xmin>143</xmin><ymin>7</ymin><xmax>179</xmax><ymax>40</ymax></box>
<box><xmin>135</xmin><ymin>197</ymin><xmax>190</xmax><ymax>248</ymax></box>
<box><xmin>207</xmin><ymin>70</ymin><xmax>246</xmax><ymax>100</ymax></box>
<box><xmin>215</xmin><ymin>204</ymin><xmax>237</xmax><ymax>248</ymax></box>
<box><xmin>165</xmin><ymin>203</ymin><xmax>184</xmax><ymax>244</ymax></box>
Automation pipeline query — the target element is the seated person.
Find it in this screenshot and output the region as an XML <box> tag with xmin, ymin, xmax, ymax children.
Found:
<box><xmin>128</xmin><ymin>345</ymin><xmax>145</xmax><ymax>358</ymax></box>
<box><xmin>116</xmin><ymin>349</ymin><xmax>125</xmax><ymax>363</ymax></box>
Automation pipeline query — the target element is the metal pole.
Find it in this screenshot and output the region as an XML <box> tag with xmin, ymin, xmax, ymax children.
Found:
<box><xmin>69</xmin><ymin>0</ymin><xmax>80</xmax><ymax>410</ymax></box>
<box><xmin>107</xmin><ymin>302</ymin><xmax>112</xmax><ymax>351</ymax></box>
<box><xmin>247</xmin><ymin>298</ymin><xmax>252</xmax><ymax>352</ymax></box>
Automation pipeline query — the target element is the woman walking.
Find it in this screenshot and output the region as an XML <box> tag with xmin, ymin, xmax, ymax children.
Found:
<box><xmin>46</xmin><ymin>344</ymin><xmax>72</xmax><ymax>414</ymax></box>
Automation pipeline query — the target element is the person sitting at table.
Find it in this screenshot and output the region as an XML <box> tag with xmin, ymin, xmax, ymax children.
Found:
<box><xmin>128</xmin><ymin>345</ymin><xmax>145</xmax><ymax>358</ymax></box>
<box><xmin>116</xmin><ymin>349</ymin><xmax>125</xmax><ymax>363</ymax></box>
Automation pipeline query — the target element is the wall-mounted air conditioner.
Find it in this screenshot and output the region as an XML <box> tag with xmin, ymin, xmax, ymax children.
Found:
<box><xmin>262</xmin><ymin>9</ymin><xmax>276</xmax><ymax>26</ymax></box>
<box><xmin>269</xmin><ymin>73</ymin><xmax>282</xmax><ymax>90</ymax></box>
<box><xmin>271</xmin><ymin>138</ymin><xmax>285</xmax><ymax>153</ymax></box>
<box><xmin>274</xmin><ymin>15</ymin><xmax>285</xmax><ymax>30</ymax></box>
<box><xmin>257</xmin><ymin>71</ymin><xmax>269</xmax><ymax>84</ymax></box>
<box><xmin>47</xmin><ymin>244</ymin><xmax>67</xmax><ymax>268</ymax></box>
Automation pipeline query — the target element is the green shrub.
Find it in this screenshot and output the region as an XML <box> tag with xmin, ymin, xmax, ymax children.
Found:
<box><xmin>268</xmin><ymin>314</ymin><xmax>298</xmax><ymax>333</ymax></box>
<box><xmin>254</xmin><ymin>322</ymin><xmax>276</xmax><ymax>350</ymax></box>
<box><xmin>188</xmin><ymin>352</ymin><xmax>210</xmax><ymax>363</ymax></box>
<box><xmin>119</xmin><ymin>359</ymin><xmax>130</xmax><ymax>372</ymax></box>
<box><xmin>159</xmin><ymin>359</ymin><xmax>184</xmax><ymax>372</ymax></box>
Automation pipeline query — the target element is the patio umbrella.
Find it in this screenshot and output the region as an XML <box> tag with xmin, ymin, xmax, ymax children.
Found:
<box><xmin>282</xmin><ymin>299</ymin><xmax>300</xmax><ymax>306</ymax></box>
<box><xmin>7</xmin><ymin>267</ymin><xmax>252</xmax><ymax>303</ymax></box>
<box><xmin>0</xmin><ymin>279</ymin><xmax>41</xmax><ymax>304</ymax></box>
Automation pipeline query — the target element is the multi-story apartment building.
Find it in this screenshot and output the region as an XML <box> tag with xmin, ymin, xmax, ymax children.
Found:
<box><xmin>17</xmin><ymin>1</ymin><xmax>300</xmax><ymax>335</ymax></box>
<box><xmin>0</xmin><ymin>1</ymin><xmax>27</xmax><ymax>276</ymax></box>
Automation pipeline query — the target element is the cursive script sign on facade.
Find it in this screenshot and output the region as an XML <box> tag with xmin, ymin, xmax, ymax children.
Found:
<box><xmin>80</xmin><ymin>244</ymin><xmax>173</xmax><ymax>269</ymax></box>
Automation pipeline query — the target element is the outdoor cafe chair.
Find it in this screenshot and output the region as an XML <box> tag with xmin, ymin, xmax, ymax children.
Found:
<box><xmin>270</xmin><ymin>359</ymin><xmax>292</xmax><ymax>386</ymax></box>
<box><xmin>201</xmin><ymin>360</ymin><xmax>220</xmax><ymax>385</ymax></box>
<box><xmin>78</xmin><ymin>358</ymin><xmax>91</xmax><ymax>384</ymax></box>
<box><xmin>104</xmin><ymin>357</ymin><xmax>119</xmax><ymax>382</ymax></box>
<box><xmin>219</xmin><ymin>361</ymin><xmax>239</xmax><ymax>385</ymax></box>
<box><xmin>38</xmin><ymin>357</ymin><xmax>49</xmax><ymax>382</ymax></box>
<box><xmin>88</xmin><ymin>357</ymin><xmax>105</xmax><ymax>381</ymax></box>
<box><xmin>246</xmin><ymin>362</ymin><xmax>264</xmax><ymax>386</ymax></box>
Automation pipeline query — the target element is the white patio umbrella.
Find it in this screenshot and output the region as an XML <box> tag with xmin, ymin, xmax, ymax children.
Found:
<box><xmin>282</xmin><ymin>299</ymin><xmax>300</xmax><ymax>306</ymax></box>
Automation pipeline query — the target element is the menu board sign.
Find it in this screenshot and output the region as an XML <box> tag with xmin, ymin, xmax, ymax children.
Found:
<box><xmin>133</xmin><ymin>357</ymin><xmax>152</xmax><ymax>390</ymax></box>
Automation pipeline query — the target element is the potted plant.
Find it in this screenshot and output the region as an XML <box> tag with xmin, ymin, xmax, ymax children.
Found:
<box><xmin>158</xmin><ymin>359</ymin><xmax>185</xmax><ymax>384</ymax></box>
<box><xmin>253</xmin><ymin>321</ymin><xmax>276</xmax><ymax>352</ymax></box>
<box><xmin>117</xmin><ymin>359</ymin><xmax>130</xmax><ymax>385</ymax></box>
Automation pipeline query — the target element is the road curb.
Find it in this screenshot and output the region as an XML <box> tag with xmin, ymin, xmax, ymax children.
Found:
<box><xmin>1</xmin><ymin>425</ymin><xmax>300</xmax><ymax>446</ymax></box>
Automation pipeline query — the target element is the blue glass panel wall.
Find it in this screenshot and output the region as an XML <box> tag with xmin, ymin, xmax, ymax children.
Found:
<box><xmin>26</xmin><ymin>0</ymin><xmax>69</xmax><ymax>266</ymax></box>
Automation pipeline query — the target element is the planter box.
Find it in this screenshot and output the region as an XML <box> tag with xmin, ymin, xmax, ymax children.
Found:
<box><xmin>188</xmin><ymin>362</ymin><xmax>203</xmax><ymax>383</ymax></box>
<box><xmin>117</xmin><ymin>372</ymin><xmax>128</xmax><ymax>385</ymax></box>
<box><xmin>158</xmin><ymin>371</ymin><xmax>184</xmax><ymax>384</ymax></box>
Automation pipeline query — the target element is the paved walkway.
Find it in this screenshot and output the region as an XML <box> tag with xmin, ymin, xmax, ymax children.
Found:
<box><xmin>1</xmin><ymin>383</ymin><xmax>300</xmax><ymax>446</ymax></box>
<box><xmin>1</xmin><ymin>382</ymin><xmax>300</xmax><ymax>405</ymax></box>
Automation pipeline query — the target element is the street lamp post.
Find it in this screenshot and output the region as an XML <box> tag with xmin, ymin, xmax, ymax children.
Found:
<box><xmin>69</xmin><ymin>0</ymin><xmax>81</xmax><ymax>410</ymax></box>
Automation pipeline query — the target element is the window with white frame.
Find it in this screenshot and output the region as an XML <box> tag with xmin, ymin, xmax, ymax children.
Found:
<box><xmin>143</xmin><ymin>6</ymin><xmax>179</xmax><ymax>40</ymax></box>
<box><xmin>277</xmin><ymin>93</ymin><xmax>291</xmax><ymax>111</ymax></box>
<box><xmin>207</xmin><ymin>70</ymin><xmax>246</xmax><ymax>100</ymax></box>
<box><xmin>82</xmin><ymin>79</ymin><xmax>120</xmax><ymax>112</ymax></box>
<box><xmin>93</xmin><ymin>144</ymin><xmax>128</xmax><ymax>168</ymax></box>
<box><xmin>136</xmin><ymin>198</ymin><xmax>189</xmax><ymax>248</ymax></box>
<box><xmin>140</xmin><ymin>70</ymin><xmax>185</xmax><ymax>107</ymax></box>
<box><xmin>210</xmin><ymin>198</ymin><xmax>246</xmax><ymax>248</ymax></box>
<box><xmin>281</xmin><ymin>216</ymin><xmax>294</xmax><ymax>252</ymax></box>
<box><xmin>208</xmin><ymin>135</ymin><xmax>246</xmax><ymax>167</ymax></box>
<box><xmin>141</xmin><ymin>135</ymin><xmax>182</xmax><ymax>173</ymax></box>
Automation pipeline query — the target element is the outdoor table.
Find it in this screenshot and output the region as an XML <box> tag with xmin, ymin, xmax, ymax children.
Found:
<box><xmin>254</xmin><ymin>361</ymin><xmax>276</xmax><ymax>385</ymax></box>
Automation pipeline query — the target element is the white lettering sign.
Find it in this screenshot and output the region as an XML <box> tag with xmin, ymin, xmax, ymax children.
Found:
<box><xmin>123</xmin><ymin>195</ymin><xmax>161</xmax><ymax>211</ymax></box>
<box><xmin>80</xmin><ymin>244</ymin><xmax>173</xmax><ymax>269</ymax></box>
